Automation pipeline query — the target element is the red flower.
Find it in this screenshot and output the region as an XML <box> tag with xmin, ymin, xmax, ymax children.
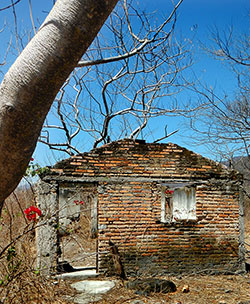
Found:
<box><xmin>73</xmin><ymin>200</ymin><xmax>84</xmax><ymax>205</ymax></box>
<box><xmin>24</xmin><ymin>206</ymin><xmax>42</xmax><ymax>221</ymax></box>
<box><xmin>165</xmin><ymin>189</ymin><xmax>174</xmax><ymax>195</ymax></box>
<box><xmin>30</xmin><ymin>157</ymin><xmax>34</xmax><ymax>161</ymax></box>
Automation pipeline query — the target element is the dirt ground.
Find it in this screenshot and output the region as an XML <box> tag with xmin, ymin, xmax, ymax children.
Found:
<box><xmin>94</xmin><ymin>273</ymin><xmax>250</xmax><ymax>304</ymax></box>
<box><xmin>244</xmin><ymin>220</ymin><xmax>250</xmax><ymax>265</ymax></box>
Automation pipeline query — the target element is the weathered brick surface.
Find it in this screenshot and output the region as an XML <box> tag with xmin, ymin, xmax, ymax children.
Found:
<box><xmin>50</xmin><ymin>139</ymin><xmax>239</xmax><ymax>180</ymax></box>
<box><xmin>41</xmin><ymin>139</ymin><xmax>244</xmax><ymax>275</ymax></box>
<box><xmin>98</xmin><ymin>181</ymin><xmax>241</xmax><ymax>275</ymax></box>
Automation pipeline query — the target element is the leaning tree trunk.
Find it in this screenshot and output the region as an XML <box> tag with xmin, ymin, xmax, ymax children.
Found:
<box><xmin>0</xmin><ymin>0</ymin><xmax>118</xmax><ymax>210</ymax></box>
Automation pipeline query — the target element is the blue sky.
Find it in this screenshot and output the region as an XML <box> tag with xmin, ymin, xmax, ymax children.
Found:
<box><xmin>144</xmin><ymin>0</ymin><xmax>249</xmax><ymax>158</ymax></box>
<box><xmin>0</xmin><ymin>0</ymin><xmax>249</xmax><ymax>165</ymax></box>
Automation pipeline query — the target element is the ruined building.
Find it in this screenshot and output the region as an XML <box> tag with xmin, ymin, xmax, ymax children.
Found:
<box><xmin>36</xmin><ymin>139</ymin><xmax>245</xmax><ymax>275</ymax></box>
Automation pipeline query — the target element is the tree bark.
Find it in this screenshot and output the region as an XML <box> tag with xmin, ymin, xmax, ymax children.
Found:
<box><xmin>0</xmin><ymin>0</ymin><xmax>118</xmax><ymax>207</ymax></box>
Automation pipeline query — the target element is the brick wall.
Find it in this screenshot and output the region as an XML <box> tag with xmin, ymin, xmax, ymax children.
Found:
<box><xmin>42</xmin><ymin>139</ymin><xmax>244</xmax><ymax>275</ymax></box>
<box><xmin>97</xmin><ymin>181</ymin><xmax>241</xmax><ymax>275</ymax></box>
<box><xmin>50</xmin><ymin>139</ymin><xmax>239</xmax><ymax>181</ymax></box>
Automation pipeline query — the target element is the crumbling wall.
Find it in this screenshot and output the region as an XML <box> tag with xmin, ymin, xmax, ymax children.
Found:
<box><xmin>98</xmin><ymin>180</ymin><xmax>244</xmax><ymax>275</ymax></box>
<box><xmin>58</xmin><ymin>182</ymin><xmax>97</xmax><ymax>235</ymax></box>
<box><xmin>49</xmin><ymin>139</ymin><xmax>239</xmax><ymax>181</ymax></box>
<box><xmin>36</xmin><ymin>180</ymin><xmax>98</xmax><ymax>272</ymax></box>
<box><xmin>38</xmin><ymin>139</ymin><xmax>245</xmax><ymax>275</ymax></box>
<box><xmin>36</xmin><ymin>180</ymin><xmax>59</xmax><ymax>275</ymax></box>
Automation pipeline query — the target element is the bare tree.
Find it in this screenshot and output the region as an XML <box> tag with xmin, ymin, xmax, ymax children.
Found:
<box><xmin>189</xmin><ymin>88</ymin><xmax>250</xmax><ymax>160</ymax></box>
<box><xmin>188</xmin><ymin>21</ymin><xmax>250</xmax><ymax>163</ymax></box>
<box><xmin>39</xmin><ymin>0</ymin><xmax>194</xmax><ymax>155</ymax></box>
<box><xmin>0</xmin><ymin>0</ymin><xmax>119</xmax><ymax>210</ymax></box>
<box><xmin>186</xmin><ymin>21</ymin><xmax>250</xmax><ymax>209</ymax></box>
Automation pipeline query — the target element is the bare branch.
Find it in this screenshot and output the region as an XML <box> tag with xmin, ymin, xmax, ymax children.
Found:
<box><xmin>188</xmin><ymin>17</ymin><xmax>250</xmax><ymax>163</ymax></box>
<box><xmin>42</xmin><ymin>0</ymin><xmax>193</xmax><ymax>155</ymax></box>
<box><xmin>0</xmin><ymin>29</ymin><xmax>12</xmax><ymax>68</ymax></box>
<box><xmin>77</xmin><ymin>0</ymin><xmax>183</xmax><ymax>68</ymax></box>
<box><xmin>0</xmin><ymin>0</ymin><xmax>22</xmax><ymax>12</ymax></box>
<box><xmin>77</xmin><ymin>39</ymin><xmax>149</xmax><ymax>67</ymax></box>
<box><xmin>29</xmin><ymin>0</ymin><xmax>37</xmax><ymax>35</ymax></box>
<box><xmin>154</xmin><ymin>127</ymin><xmax>179</xmax><ymax>143</ymax></box>
<box><xmin>11</xmin><ymin>0</ymin><xmax>21</xmax><ymax>54</ymax></box>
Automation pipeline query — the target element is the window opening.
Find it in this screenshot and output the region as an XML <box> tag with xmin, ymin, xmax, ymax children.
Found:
<box><xmin>161</xmin><ymin>185</ymin><xmax>196</xmax><ymax>223</ymax></box>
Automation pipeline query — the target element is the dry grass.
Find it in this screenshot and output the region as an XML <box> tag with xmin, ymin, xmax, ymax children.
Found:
<box><xmin>0</xmin><ymin>187</ymin><xmax>73</xmax><ymax>304</ymax></box>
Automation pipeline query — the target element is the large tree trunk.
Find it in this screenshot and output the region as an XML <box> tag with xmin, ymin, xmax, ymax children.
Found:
<box><xmin>0</xmin><ymin>0</ymin><xmax>118</xmax><ymax>209</ymax></box>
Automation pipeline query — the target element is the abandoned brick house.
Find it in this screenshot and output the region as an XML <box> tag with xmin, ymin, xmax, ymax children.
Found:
<box><xmin>36</xmin><ymin>139</ymin><xmax>245</xmax><ymax>275</ymax></box>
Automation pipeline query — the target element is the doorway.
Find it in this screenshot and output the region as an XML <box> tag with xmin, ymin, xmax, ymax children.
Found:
<box><xmin>58</xmin><ymin>183</ymin><xmax>98</xmax><ymax>271</ymax></box>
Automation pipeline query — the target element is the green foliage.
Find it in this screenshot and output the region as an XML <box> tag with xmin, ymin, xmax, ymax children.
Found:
<box><xmin>7</xmin><ymin>246</ymin><xmax>16</xmax><ymax>262</ymax></box>
<box><xmin>7</xmin><ymin>246</ymin><xmax>21</xmax><ymax>275</ymax></box>
<box><xmin>25</xmin><ymin>159</ymin><xmax>49</xmax><ymax>177</ymax></box>
<box><xmin>0</xmin><ymin>246</ymin><xmax>21</xmax><ymax>287</ymax></box>
<box><xmin>33</xmin><ymin>269</ymin><xmax>40</xmax><ymax>275</ymax></box>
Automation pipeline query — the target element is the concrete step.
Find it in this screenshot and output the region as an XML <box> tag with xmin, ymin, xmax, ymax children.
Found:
<box><xmin>56</xmin><ymin>268</ymin><xmax>99</xmax><ymax>280</ymax></box>
<box><xmin>68</xmin><ymin>280</ymin><xmax>117</xmax><ymax>304</ymax></box>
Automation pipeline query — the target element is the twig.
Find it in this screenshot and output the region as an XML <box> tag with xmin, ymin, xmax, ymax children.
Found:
<box><xmin>0</xmin><ymin>0</ymin><xmax>22</xmax><ymax>12</ymax></box>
